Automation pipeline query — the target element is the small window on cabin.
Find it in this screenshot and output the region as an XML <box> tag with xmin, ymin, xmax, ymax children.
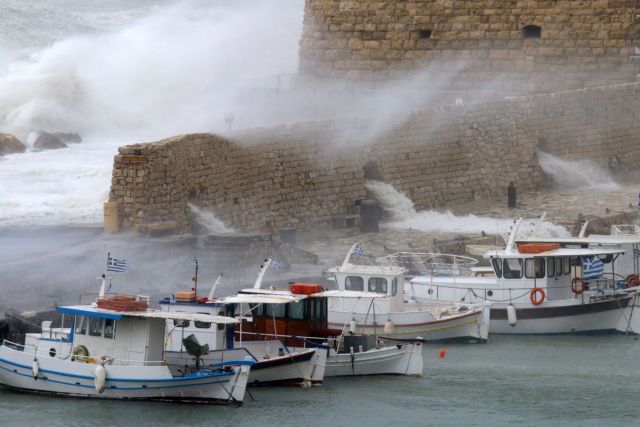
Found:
<box><xmin>314</xmin><ymin>299</ymin><xmax>326</xmax><ymax>320</ymax></box>
<box><xmin>89</xmin><ymin>317</ymin><xmax>103</xmax><ymax>337</ymax></box>
<box><xmin>547</xmin><ymin>257</ymin><xmax>555</xmax><ymax>278</ymax></box>
<box><xmin>502</xmin><ymin>259</ymin><xmax>523</xmax><ymax>279</ymax></box>
<box><xmin>250</xmin><ymin>303</ymin><xmax>264</xmax><ymax>317</ymax></box>
<box><xmin>491</xmin><ymin>259</ymin><xmax>503</xmax><ymax>278</ymax></box>
<box><xmin>368</xmin><ymin>277</ymin><xmax>388</xmax><ymax>293</ymax></box>
<box><xmin>217</xmin><ymin>323</ymin><xmax>225</xmax><ymax>331</ymax></box>
<box><xmin>525</xmin><ymin>258</ymin><xmax>545</xmax><ymax>279</ymax></box>
<box><xmin>391</xmin><ymin>278</ymin><xmax>397</xmax><ymax>296</ymax></box>
<box><xmin>345</xmin><ymin>276</ymin><xmax>364</xmax><ymax>291</ymax></box>
<box><xmin>555</xmin><ymin>258</ymin><xmax>562</xmax><ymax>278</ymax></box>
<box><xmin>173</xmin><ymin>319</ymin><xmax>190</xmax><ymax>328</ymax></box>
<box><xmin>522</xmin><ymin>25</ymin><xmax>541</xmax><ymax>39</ymax></box>
<box><xmin>104</xmin><ymin>319</ymin><xmax>115</xmax><ymax>339</ymax></box>
<box><xmin>418</xmin><ymin>29</ymin><xmax>432</xmax><ymax>39</ymax></box>
<box><xmin>288</xmin><ymin>301</ymin><xmax>306</xmax><ymax>320</ymax></box>
<box><xmin>563</xmin><ymin>257</ymin><xmax>571</xmax><ymax>275</ymax></box>
<box><xmin>194</xmin><ymin>321</ymin><xmax>211</xmax><ymax>329</ymax></box>
<box><xmin>265</xmin><ymin>304</ymin><xmax>286</xmax><ymax>319</ymax></box>
<box><xmin>75</xmin><ymin>316</ymin><xmax>87</xmax><ymax>335</ymax></box>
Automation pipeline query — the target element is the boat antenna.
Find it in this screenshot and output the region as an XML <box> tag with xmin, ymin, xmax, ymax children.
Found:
<box><xmin>505</xmin><ymin>218</ymin><xmax>523</xmax><ymax>253</ymax></box>
<box><xmin>208</xmin><ymin>273</ymin><xmax>224</xmax><ymax>300</ymax></box>
<box><xmin>340</xmin><ymin>243</ymin><xmax>359</xmax><ymax>271</ymax></box>
<box><xmin>193</xmin><ymin>257</ymin><xmax>199</xmax><ymax>296</ymax></box>
<box><xmin>253</xmin><ymin>258</ymin><xmax>272</xmax><ymax>289</ymax></box>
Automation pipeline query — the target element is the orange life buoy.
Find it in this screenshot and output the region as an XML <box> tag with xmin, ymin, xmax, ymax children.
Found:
<box><xmin>571</xmin><ymin>277</ymin><xmax>587</xmax><ymax>295</ymax></box>
<box><xmin>626</xmin><ymin>274</ymin><xmax>640</xmax><ymax>289</ymax></box>
<box><xmin>530</xmin><ymin>288</ymin><xmax>545</xmax><ymax>305</ymax></box>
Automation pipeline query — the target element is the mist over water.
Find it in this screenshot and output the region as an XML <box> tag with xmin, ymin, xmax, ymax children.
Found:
<box><xmin>365</xmin><ymin>180</ymin><xmax>569</xmax><ymax>237</ymax></box>
<box><xmin>538</xmin><ymin>151</ymin><xmax>619</xmax><ymax>191</ymax></box>
<box><xmin>188</xmin><ymin>203</ymin><xmax>235</xmax><ymax>234</ymax></box>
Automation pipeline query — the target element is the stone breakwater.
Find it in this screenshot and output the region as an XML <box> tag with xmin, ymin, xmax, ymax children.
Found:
<box><xmin>299</xmin><ymin>0</ymin><xmax>639</xmax><ymax>93</ymax></box>
<box><xmin>109</xmin><ymin>82</ymin><xmax>640</xmax><ymax>234</ymax></box>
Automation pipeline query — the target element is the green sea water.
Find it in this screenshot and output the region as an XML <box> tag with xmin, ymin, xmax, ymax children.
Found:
<box><xmin>1</xmin><ymin>334</ymin><xmax>638</xmax><ymax>427</ymax></box>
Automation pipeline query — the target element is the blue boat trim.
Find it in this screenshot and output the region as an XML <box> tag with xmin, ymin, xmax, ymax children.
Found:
<box><xmin>56</xmin><ymin>306</ymin><xmax>123</xmax><ymax>320</ymax></box>
<box><xmin>0</xmin><ymin>360</ymin><xmax>231</xmax><ymax>391</ymax></box>
<box><xmin>0</xmin><ymin>356</ymin><xmax>234</xmax><ymax>383</ymax></box>
<box><xmin>208</xmin><ymin>359</ymin><xmax>255</xmax><ymax>368</ymax></box>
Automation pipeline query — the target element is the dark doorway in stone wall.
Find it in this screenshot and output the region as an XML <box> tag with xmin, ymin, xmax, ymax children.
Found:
<box><xmin>418</xmin><ymin>29</ymin><xmax>432</xmax><ymax>39</ymax></box>
<box><xmin>362</xmin><ymin>161</ymin><xmax>383</xmax><ymax>181</ymax></box>
<box><xmin>522</xmin><ymin>25</ymin><xmax>541</xmax><ymax>39</ymax></box>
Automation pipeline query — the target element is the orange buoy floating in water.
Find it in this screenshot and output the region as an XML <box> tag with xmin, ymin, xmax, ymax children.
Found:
<box><xmin>439</xmin><ymin>348</ymin><xmax>446</xmax><ymax>359</ymax></box>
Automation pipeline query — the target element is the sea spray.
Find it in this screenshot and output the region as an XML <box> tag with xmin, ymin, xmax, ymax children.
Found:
<box><xmin>538</xmin><ymin>151</ymin><xmax>618</xmax><ymax>191</ymax></box>
<box><xmin>364</xmin><ymin>180</ymin><xmax>569</xmax><ymax>237</ymax></box>
<box><xmin>188</xmin><ymin>203</ymin><xmax>235</xmax><ymax>234</ymax></box>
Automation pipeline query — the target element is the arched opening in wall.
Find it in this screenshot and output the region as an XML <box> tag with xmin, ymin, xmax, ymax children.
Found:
<box><xmin>522</xmin><ymin>25</ymin><xmax>541</xmax><ymax>39</ymax></box>
<box><xmin>418</xmin><ymin>29</ymin><xmax>432</xmax><ymax>39</ymax></box>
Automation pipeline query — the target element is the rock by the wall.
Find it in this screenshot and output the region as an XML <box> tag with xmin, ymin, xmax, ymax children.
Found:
<box><xmin>109</xmin><ymin>82</ymin><xmax>640</xmax><ymax>234</ymax></box>
<box><xmin>34</xmin><ymin>132</ymin><xmax>67</xmax><ymax>150</ymax></box>
<box><xmin>0</xmin><ymin>133</ymin><xmax>26</xmax><ymax>155</ymax></box>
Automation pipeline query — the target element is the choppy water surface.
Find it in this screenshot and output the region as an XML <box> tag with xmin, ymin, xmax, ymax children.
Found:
<box><xmin>1</xmin><ymin>335</ymin><xmax>638</xmax><ymax>427</ymax></box>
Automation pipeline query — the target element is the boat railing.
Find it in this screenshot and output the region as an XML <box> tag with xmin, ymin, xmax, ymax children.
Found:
<box><xmin>1</xmin><ymin>340</ymin><xmax>166</xmax><ymax>367</ymax></box>
<box><xmin>235</xmin><ymin>330</ymin><xmax>337</xmax><ymax>346</ymax></box>
<box><xmin>611</xmin><ymin>224</ymin><xmax>640</xmax><ymax>236</ymax></box>
<box><xmin>377</xmin><ymin>252</ymin><xmax>479</xmax><ymax>277</ymax></box>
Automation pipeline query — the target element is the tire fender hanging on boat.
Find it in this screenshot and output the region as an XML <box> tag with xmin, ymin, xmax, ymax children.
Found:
<box><xmin>94</xmin><ymin>365</ymin><xmax>106</xmax><ymax>394</ymax></box>
<box><xmin>530</xmin><ymin>288</ymin><xmax>545</xmax><ymax>305</ymax></box>
<box><xmin>626</xmin><ymin>274</ymin><xmax>640</xmax><ymax>288</ymax></box>
<box><xmin>571</xmin><ymin>277</ymin><xmax>587</xmax><ymax>294</ymax></box>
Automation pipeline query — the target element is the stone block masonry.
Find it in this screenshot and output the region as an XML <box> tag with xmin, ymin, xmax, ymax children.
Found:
<box><xmin>109</xmin><ymin>82</ymin><xmax>640</xmax><ymax>234</ymax></box>
<box><xmin>299</xmin><ymin>0</ymin><xmax>640</xmax><ymax>93</ymax></box>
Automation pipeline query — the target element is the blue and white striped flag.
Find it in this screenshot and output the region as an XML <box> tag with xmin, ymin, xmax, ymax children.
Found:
<box><xmin>582</xmin><ymin>256</ymin><xmax>603</xmax><ymax>280</ymax></box>
<box><xmin>353</xmin><ymin>245</ymin><xmax>364</xmax><ymax>256</ymax></box>
<box><xmin>270</xmin><ymin>259</ymin><xmax>283</xmax><ymax>270</ymax></box>
<box><xmin>107</xmin><ymin>256</ymin><xmax>129</xmax><ymax>273</ymax></box>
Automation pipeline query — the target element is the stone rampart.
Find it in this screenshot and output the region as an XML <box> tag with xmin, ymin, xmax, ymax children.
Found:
<box><xmin>300</xmin><ymin>0</ymin><xmax>640</xmax><ymax>93</ymax></box>
<box><xmin>109</xmin><ymin>82</ymin><xmax>640</xmax><ymax>234</ymax></box>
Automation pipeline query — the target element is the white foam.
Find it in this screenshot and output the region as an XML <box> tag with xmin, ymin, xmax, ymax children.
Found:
<box><xmin>188</xmin><ymin>203</ymin><xmax>235</xmax><ymax>234</ymax></box>
<box><xmin>365</xmin><ymin>180</ymin><xmax>569</xmax><ymax>237</ymax></box>
<box><xmin>538</xmin><ymin>151</ymin><xmax>619</xmax><ymax>191</ymax></box>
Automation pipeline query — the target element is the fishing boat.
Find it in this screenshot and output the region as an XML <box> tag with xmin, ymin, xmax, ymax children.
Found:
<box><xmin>160</xmin><ymin>273</ymin><xmax>326</xmax><ymax>386</ymax></box>
<box><xmin>325</xmin><ymin>246</ymin><xmax>490</xmax><ymax>342</ymax></box>
<box><xmin>228</xmin><ymin>284</ymin><xmax>424</xmax><ymax>377</ymax></box>
<box><xmin>406</xmin><ymin>219</ymin><xmax>638</xmax><ymax>334</ymax></box>
<box><xmin>0</xmin><ymin>276</ymin><xmax>253</xmax><ymax>404</ymax></box>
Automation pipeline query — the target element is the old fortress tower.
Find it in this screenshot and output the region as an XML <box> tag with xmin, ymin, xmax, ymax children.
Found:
<box><xmin>300</xmin><ymin>0</ymin><xmax>640</xmax><ymax>92</ymax></box>
<box><xmin>107</xmin><ymin>1</ymin><xmax>640</xmax><ymax>234</ymax></box>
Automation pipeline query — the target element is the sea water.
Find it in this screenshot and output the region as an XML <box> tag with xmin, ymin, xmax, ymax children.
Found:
<box><xmin>0</xmin><ymin>335</ymin><xmax>638</xmax><ymax>426</ymax></box>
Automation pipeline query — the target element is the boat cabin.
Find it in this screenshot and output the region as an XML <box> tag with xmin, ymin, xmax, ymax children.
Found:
<box><xmin>329</xmin><ymin>264</ymin><xmax>407</xmax><ymax>312</ymax></box>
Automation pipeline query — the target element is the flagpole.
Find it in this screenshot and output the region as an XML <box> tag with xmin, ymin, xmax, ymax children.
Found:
<box><xmin>99</xmin><ymin>251</ymin><xmax>110</xmax><ymax>300</ymax></box>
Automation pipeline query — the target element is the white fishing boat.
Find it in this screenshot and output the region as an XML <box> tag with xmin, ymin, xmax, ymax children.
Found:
<box><xmin>0</xmin><ymin>277</ymin><xmax>252</xmax><ymax>404</ymax></box>
<box><xmin>326</xmin><ymin>245</ymin><xmax>490</xmax><ymax>342</ymax></box>
<box><xmin>216</xmin><ymin>259</ymin><xmax>423</xmax><ymax>377</ymax></box>
<box><xmin>407</xmin><ymin>219</ymin><xmax>638</xmax><ymax>334</ymax></box>
<box><xmin>160</xmin><ymin>273</ymin><xmax>326</xmax><ymax>387</ymax></box>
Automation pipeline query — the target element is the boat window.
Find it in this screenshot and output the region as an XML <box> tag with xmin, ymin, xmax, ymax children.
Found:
<box><xmin>75</xmin><ymin>316</ymin><xmax>87</xmax><ymax>335</ymax></box>
<box><xmin>525</xmin><ymin>258</ymin><xmax>545</xmax><ymax>279</ymax></box>
<box><xmin>288</xmin><ymin>300</ymin><xmax>306</xmax><ymax>320</ymax></box>
<box><xmin>491</xmin><ymin>258</ymin><xmax>503</xmax><ymax>278</ymax></box>
<box><xmin>547</xmin><ymin>257</ymin><xmax>555</xmax><ymax>278</ymax></box>
<box><xmin>265</xmin><ymin>303</ymin><xmax>286</xmax><ymax>319</ymax></box>
<box><xmin>345</xmin><ymin>276</ymin><xmax>364</xmax><ymax>291</ymax></box>
<box><xmin>250</xmin><ymin>303</ymin><xmax>264</xmax><ymax>317</ymax></box>
<box><xmin>502</xmin><ymin>259</ymin><xmax>523</xmax><ymax>279</ymax></box>
<box><xmin>89</xmin><ymin>317</ymin><xmax>103</xmax><ymax>337</ymax></box>
<box><xmin>555</xmin><ymin>258</ymin><xmax>562</xmax><ymax>277</ymax></box>
<box><xmin>104</xmin><ymin>319</ymin><xmax>115</xmax><ymax>339</ymax></box>
<box><xmin>313</xmin><ymin>299</ymin><xmax>326</xmax><ymax>320</ymax></box>
<box><xmin>368</xmin><ymin>277</ymin><xmax>387</xmax><ymax>293</ymax></box>
<box><xmin>173</xmin><ymin>319</ymin><xmax>190</xmax><ymax>328</ymax></box>
<box><xmin>391</xmin><ymin>278</ymin><xmax>397</xmax><ymax>296</ymax></box>
<box><xmin>194</xmin><ymin>320</ymin><xmax>211</xmax><ymax>329</ymax></box>
<box><xmin>563</xmin><ymin>257</ymin><xmax>571</xmax><ymax>275</ymax></box>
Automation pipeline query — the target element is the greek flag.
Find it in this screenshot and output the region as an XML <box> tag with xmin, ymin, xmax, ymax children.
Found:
<box><xmin>270</xmin><ymin>259</ymin><xmax>283</xmax><ymax>270</ymax></box>
<box><xmin>582</xmin><ymin>256</ymin><xmax>603</xmax><ymax>280</ymax></box>
<box><xmin>107</xmin><ymin>256</ymin><xmax>129</xmax><ymax>273</ymax></box>
<box><xmin>353</xmin><ymin>245</ymin><xmax>365</xmax><ymax>256</ymax></box>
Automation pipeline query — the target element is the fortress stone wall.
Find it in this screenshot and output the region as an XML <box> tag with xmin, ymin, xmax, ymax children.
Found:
<box><xmin>109</xmin><ymin>82</ymin><xmax>640</xmax><ymax>234</ymax></box>
<box><xmin>299</xmin><ymin>0</ymin><xmax>640</xmax><ymax>92</ymax></box>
